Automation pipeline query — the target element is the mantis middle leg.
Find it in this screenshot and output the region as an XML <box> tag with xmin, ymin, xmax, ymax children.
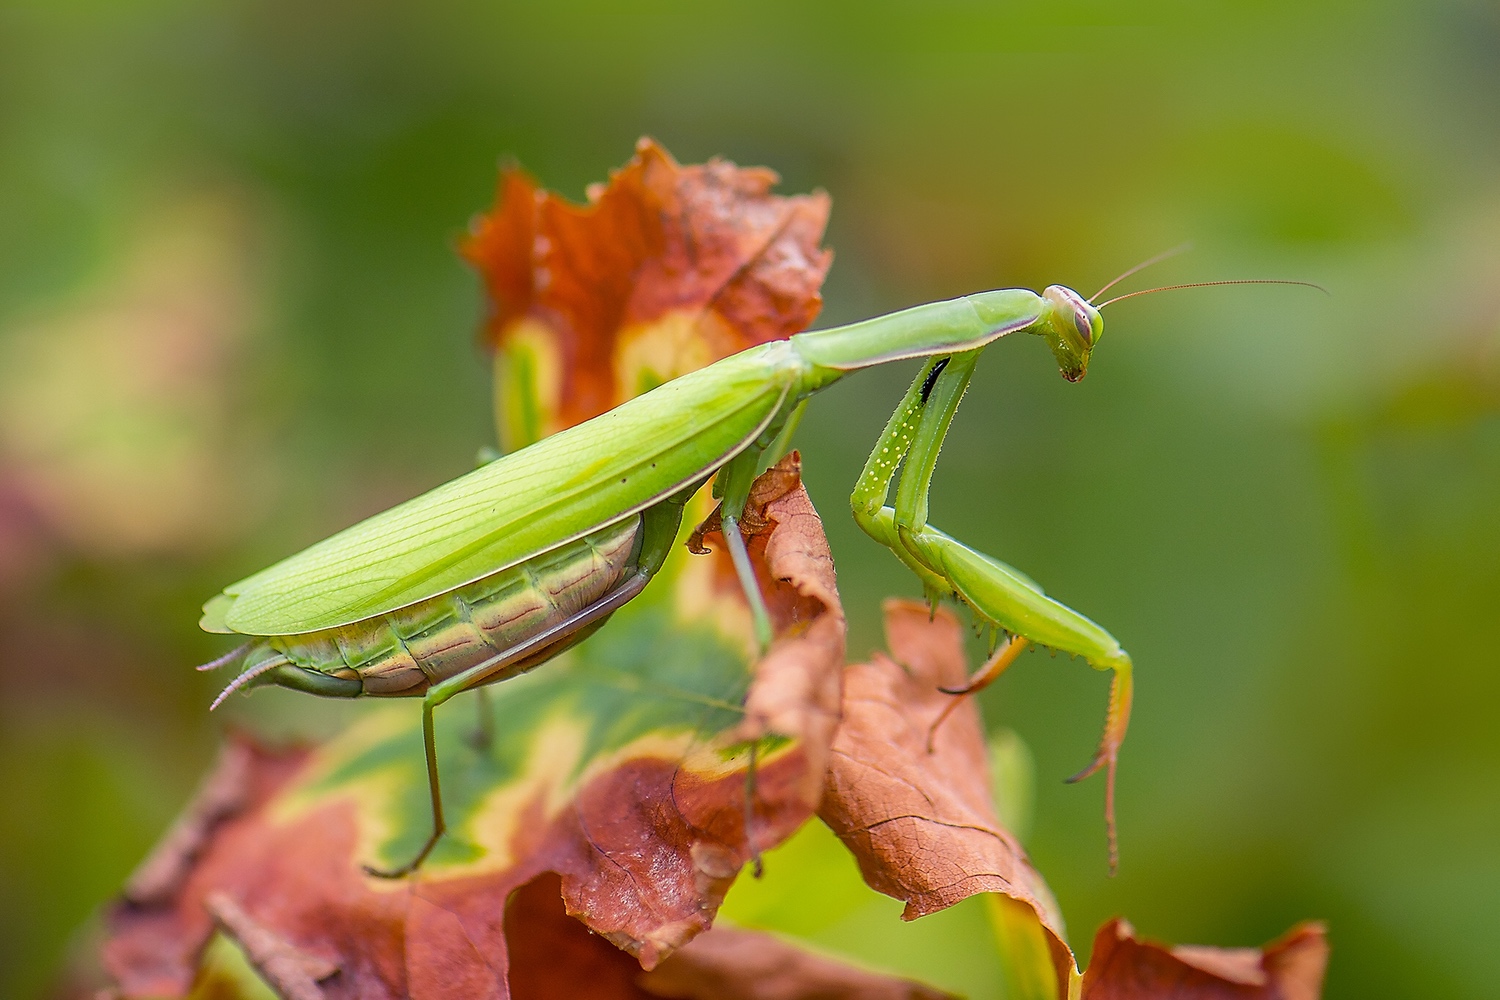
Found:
<box><xmin>706</xmin><ymin>445</ymin><xmax>783</xmax><ymax>873</ymax></box>
<box><xmin>713</xmin><ymin>446</ymin><xmax>776</xmax><ymax>653</ymax></box>
<box><xmin>851</xmin><ymin>351</ymin><xmax>1134</xmax><ymax>872</ymax></box>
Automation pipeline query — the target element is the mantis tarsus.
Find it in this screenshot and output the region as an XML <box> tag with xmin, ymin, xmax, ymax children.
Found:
<box><xmin>201</xmin><ymin>279</ymin><xmax>1185</xmax><ymax>877</ymax></box>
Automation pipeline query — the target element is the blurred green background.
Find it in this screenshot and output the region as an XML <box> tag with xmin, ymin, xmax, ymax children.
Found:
<box><xmin>1</xmin><ymin>1</ymin><xmax>1496</xmax><ymax>997</ymax></box>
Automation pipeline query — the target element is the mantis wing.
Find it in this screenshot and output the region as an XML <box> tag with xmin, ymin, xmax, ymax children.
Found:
<box><xmin>205</xmin><ymin>343</ymin><xmax>800</xmax><ymax>636</ymax></box>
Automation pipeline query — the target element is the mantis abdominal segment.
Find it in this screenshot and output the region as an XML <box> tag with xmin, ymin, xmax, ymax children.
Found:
<box><xmin>211</xmin><ymin>518</ymin><xmax>642</xmax><ymax>703</ymax></box>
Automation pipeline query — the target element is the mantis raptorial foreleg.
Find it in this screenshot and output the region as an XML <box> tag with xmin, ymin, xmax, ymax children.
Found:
<box><xmin>850</xmin><ymin>351</ymin><xmax>1134</xmax><ymax>871</ymax></box>
<box><xmin>850</xmin><ymin>358</ymin><xmax>957</xmax><ymax>602</ymax></box>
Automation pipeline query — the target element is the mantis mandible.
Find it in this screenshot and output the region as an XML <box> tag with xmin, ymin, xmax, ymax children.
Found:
<box><xmin>204</xmin><ymin>270</ymin><xmax>1309</xmax><ymax>877</ymax></box>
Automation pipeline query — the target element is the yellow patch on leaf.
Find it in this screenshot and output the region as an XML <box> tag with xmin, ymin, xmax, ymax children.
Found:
<box><xmin>462</xmin><ymin>138</ymin><xmax>833</xmax><ymax>447</ymax></box>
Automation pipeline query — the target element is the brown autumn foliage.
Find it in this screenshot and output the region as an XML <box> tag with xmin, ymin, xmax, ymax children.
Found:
<box><xmin>821</xmin><ymin>600</ymin><xmax>1328</xmax><ymax>999</ymax></box>
<box><xmin>819</xmin><ymin>599</ymin><xmax>1075</xmax><ymax>994</ymax></box>
<box><xmin>94</xmin><ymin>141</ymin><xmax>864</xmax><ymax>1000</ymax></box>
<box><xmin>86</xmin><ymin>141</ymin><xmax>1332</xmax><ymax>999</ymax></box>
<box><xmin>1081</xmin><ymin>919</ymin><xmax>1328</xmax><ymax>1000</ymax></box>
<box><xmin>506</xmin><ymin>872</ymin><xmax>951</xmax><ymax>1000</ymax></box>
<box><xmin>462</xmin><ymin>136</ymin><xmax>833</xmax><ymax>446</ymax></box>
<box><xmin>638</xmin><ymin>922</ymin><xmax>951</xmax><ymax>1000</ymax></box>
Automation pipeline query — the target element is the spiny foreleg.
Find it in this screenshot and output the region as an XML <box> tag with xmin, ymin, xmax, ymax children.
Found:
<box><xmin>850</xmin><ymin>349</ymin><xmax>1133</xmax><ymax>872</ymax></box>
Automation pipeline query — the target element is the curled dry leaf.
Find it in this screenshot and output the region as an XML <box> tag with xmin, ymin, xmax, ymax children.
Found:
<box><xmin>101</xmin><ymin>740</ymin><xmax>310</xmax><ymax>996</ymax></box>
<box><xmin>641</xmin><ymin>924</ymin><xmax>954</xmax><ymax>1000</ymax></box>
<box><xmin>462</xmin><ymin>137</ymin><xmax>833</xmax><ymax>449</ymax></box>
<box><xmin>504</xmin><ymin>872</ymin><xmax>954</xmax><ymax>1000</ymax></box>
<box><xmin>1081</xmin><ymin>919</ymin><xmax>1329</xmax><ymax>1000</ymax></box>
<box><xmin>818</xmin><ymin>600</ymin><xmax>1074</xmax><ymax>979</ymax></box>
<box><xmin>816</xmin><ymin>599</ymin><xmax>1328</xmax><ymax>1000</ymax></box>
<box><xmin>687</xmin><ymin>453</ymin><xmax>803</xmax><ymax>555</ymax></box>
<box><xmin>101</xmin><ymin>463</ymin><xmax>845</xmax><ymax>1000</ymax></box>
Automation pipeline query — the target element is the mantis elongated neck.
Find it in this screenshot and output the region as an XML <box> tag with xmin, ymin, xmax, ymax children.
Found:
<box><xmin>789</xmin><ymin>288</ymin><xmax>1045</xmax><ymax>373</ymax></box>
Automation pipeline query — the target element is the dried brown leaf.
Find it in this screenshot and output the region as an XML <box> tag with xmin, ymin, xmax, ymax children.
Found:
<box><xmin>817</xmin><ymin>599</ymin><xmax>1073</xmax><ymax>993</ymax></box>
<box><xmin>1081</xmin><ymin>919</ymin><xmax>1329</xmax><ymax>1000</ymax></box>
<box><xmin>502</xmin><ymin>873</ymin><xmax>949</xmax><ymax>1000</ymax></box>
<box><xmin>462</xmin><ymin>138</ymin><xmax>832</xmax><ymax>444</ymax></box>
<box><xmin>501</xmin><ymin>872</ymin><xmax>655</xmax><ymax>999</ymax></box>
<box><xmin>498</xmin><ymin>869</ymin><xmax>942</xmax><ymax>1000</ymax></box>
<box><xmin>687</xmin><ymin>452</ymin><xmax>804</xmax><ymax>555</ymax></box>
<box><xmin>697</xmin><ymin>454</ymin><xmax>845</xmax><ymax>808</ymax></box>
<box><xmin>641</xmin><ymin>926</ymin><xmax>955</xmax><ymax>1000</ymax></box>
<box><xmin>814</xmin><ymin>600</ymin><xmax>1329</xmax><ymax>1000</ymax></box>
<box><xmin>103</xmin><ymin>741</ymin><xmax>309</xmax><ymax>997</ymax></box>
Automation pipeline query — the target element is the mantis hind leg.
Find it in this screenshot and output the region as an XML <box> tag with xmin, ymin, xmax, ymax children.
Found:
<box><xmin>363</xmin><ymin>571</ymin><xmax>655</xmax><ymax>878</ymax></box>
<box><xmin>364</xmin><ymin>695</ymin><xmax>446</xmax><ymax>879</ymax></box>
<box><xmin>850</xmin><ymin>350</ymin><xmax>1133</xmax><ymax>872</ymax></box>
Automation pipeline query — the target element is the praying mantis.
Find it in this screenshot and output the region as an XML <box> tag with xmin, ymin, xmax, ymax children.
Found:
<box><xmin>203</xmin><ymin>266</ymin><xmax>1308</xmax><ymax>878</ymax></box>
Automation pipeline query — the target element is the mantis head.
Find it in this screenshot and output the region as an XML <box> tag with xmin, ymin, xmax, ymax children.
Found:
<box><xmin>1036</xmin><ymin>284</ymin><xmax>1103</xmax><ymax>382</ymax></box>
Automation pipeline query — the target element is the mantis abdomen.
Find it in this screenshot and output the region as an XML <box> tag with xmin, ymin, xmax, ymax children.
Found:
<box><xmin>217</xmin><ymin>518</ymin><xmax>641</xmax><ymax>704</ymax></box>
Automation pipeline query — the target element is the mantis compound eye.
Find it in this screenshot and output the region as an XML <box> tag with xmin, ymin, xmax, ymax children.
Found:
<box><xmin>1073</xmin><ymin>308</ymin><xmax>1094</xmax><ymax>345</ymax></box>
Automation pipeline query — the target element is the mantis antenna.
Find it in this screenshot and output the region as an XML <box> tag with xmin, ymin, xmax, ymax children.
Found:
<box><xmin>1096</xmin><ymin>278</ymin><xmax>1328</xmax><ymax>310</ymax></box>
<box><xmin>1090</xmin><ymin>243</ymin><xmax>1194</xmax><ymax>303</ymax></box>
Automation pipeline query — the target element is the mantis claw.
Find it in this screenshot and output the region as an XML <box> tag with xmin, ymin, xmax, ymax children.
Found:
<box><xmin>1065</xmin><ymin>750</ymin><xmax>1110</xmax><ymax>785</ymax></box>
<box><xmin>925</xmin><ymin>635</ymin><xmax>1030</xmax><ymax>753</ymax></box>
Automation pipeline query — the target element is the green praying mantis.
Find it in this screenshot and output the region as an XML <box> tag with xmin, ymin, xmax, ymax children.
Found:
<box><xmin>198</xmin><ymin>257</ymin><xmax>1317</xmax><ymax>878</ymax></box>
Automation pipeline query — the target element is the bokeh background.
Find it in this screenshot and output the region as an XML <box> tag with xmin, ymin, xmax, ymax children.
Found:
<box><xmin>2</xmin><ymin>1</ymin><xmax>1497</xmax><ymax>997</ymax></box>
